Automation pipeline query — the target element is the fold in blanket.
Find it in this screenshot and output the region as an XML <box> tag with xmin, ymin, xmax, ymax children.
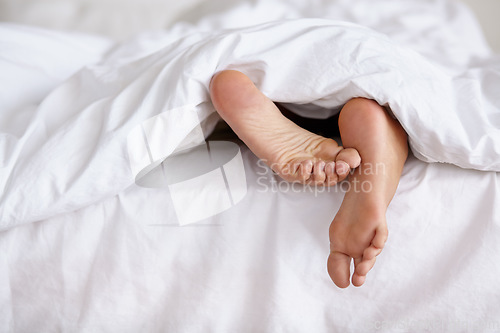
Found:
<box><xmin>1</xmin><ymin>18</ymin><xmax>499</xmax><ymax>228</ymax></box>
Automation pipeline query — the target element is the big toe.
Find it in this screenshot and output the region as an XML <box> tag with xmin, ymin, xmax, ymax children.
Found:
<box><xmin>327</xmin><ymin>251</ymin><xmax>351</xmax><ymax>288</ymax></box>
<box><xmin>335</xmin><ymin>148</ymin><xmax>361</xmax><ymax>180</ymax></box>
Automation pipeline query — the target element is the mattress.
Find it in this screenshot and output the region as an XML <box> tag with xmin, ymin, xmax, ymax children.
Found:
<box><xmin>1</xmin><ymin>0</ymin><xmax>499</xmax><ymax>332</ymax></box>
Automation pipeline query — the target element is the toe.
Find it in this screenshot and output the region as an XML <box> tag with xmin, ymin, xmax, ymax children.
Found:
<box><xmin>311</xmin><ymin>160</ymin><xmax>326</xmax><ymax>185</ymax></box>
<box><xmin>327</xmin><ymin>251</ymin><xmax>351</xmax><ymax>288</ymax></box>
<box><xmin>352</xmin><ymin>272</ymin><xmax>367</xmax><ymax>287</ymax></box>
<box><xmin>363</xmin><ymin>245</ymin><xmax>383</xmax><ymax>260</ymax></box>
<box><xmin>335</xmin><ymin>148</ymin><xmax>361</xmax><ymax>180</ymax></box>
<box><xmin>362</xmin><ymin>224</ymin><xmax>387</xmax><ymax>260</ymax></box>
<box><xmin>371</xmin><ymin>224</ymin><xmax>388</xmax><ymax>253</ymax></box>
<box><xmin>335</xmin><ymin>161</ymin><xmax>350</xmax><ymax>181</ymax></box>
<box><xmin>298</xmin><ymin>160</ymin><xmax>313</xmax><ymax>183</ymax></box>
<box><xmin>325</xmin><ymin>161</ymin><xmax>338</xmax><ymax>186</ymax></box>
<box><xmin>353</xmin><ymin>257</ymin><xmax>376</xmax><ymax>283</ymax></box>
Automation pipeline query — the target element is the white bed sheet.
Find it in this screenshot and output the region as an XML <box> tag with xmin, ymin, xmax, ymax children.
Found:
<box><xmin>1</xmin><ymin>0</ymin><xmax>500</xmax><ymax>332</ymax></box>
<box><xmin>1</xmin><ymin>151</ymin><xmax>499</xmax><ymax>332</ymax></box>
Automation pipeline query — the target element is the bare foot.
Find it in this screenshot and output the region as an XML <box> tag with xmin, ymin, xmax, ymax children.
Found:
<box><xmin>209</xmin><ymin>70</ymin><xmax>361</xmax><ymax>185</ymax></box>
<box><xmin>328</xmin><ymin>98</ymin><xmax>408</xmax><ymax>288</ymax></box>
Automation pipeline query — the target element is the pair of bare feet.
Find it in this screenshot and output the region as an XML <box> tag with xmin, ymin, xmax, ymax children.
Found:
<box><xmin>209</xmin><ymin>70</ymin><xmax>408</xmax><ymax>288</ymax></box>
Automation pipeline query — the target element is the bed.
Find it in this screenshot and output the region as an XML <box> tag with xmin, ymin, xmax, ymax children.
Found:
<box><xmin>1</xmin><ymin>0</ymin><xmax>499</xmax><ymax>332</ymax></box>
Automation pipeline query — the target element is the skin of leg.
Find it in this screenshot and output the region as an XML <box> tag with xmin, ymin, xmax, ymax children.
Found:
<box><xmin>209</xmin><ymin>70</ymin><xmax>361</xmax><ymax>185</ymax></box>
<box><xmin>327</xmin><ymin>98</ymin><xmax>408</xmax><ymax>288</ymax></box>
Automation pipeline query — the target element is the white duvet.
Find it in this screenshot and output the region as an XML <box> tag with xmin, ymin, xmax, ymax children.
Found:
<box><xmin>1</xmin><ymin>15</ymin><xmax>499</xmax><ymax>227</ymax></box>
<box><xmin>1</xmin><ymin>0</ymin><xmax>499</xmax><ymax>332</ymax></box>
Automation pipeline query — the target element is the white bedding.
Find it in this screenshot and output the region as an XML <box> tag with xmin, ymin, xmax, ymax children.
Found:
<box><xmin>1</xmin><ymin>0</ymin><xmax>500</xmax><ymax>332</ymax></box>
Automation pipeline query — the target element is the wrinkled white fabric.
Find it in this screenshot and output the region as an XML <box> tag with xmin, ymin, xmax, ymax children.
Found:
<box><xmin>1</xmin><ymin>151</ymin><xmax>499</xmax><ymax>332</ymax></box>
<box><xmin>0</xmin><ymin>0</ymin><xmax>500</xmax><ymax>332</ymax></box>
<box><xmin>1</xmin><ymin>17</ymin><xmax>499</xmax><ymax>228</ymax></box>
